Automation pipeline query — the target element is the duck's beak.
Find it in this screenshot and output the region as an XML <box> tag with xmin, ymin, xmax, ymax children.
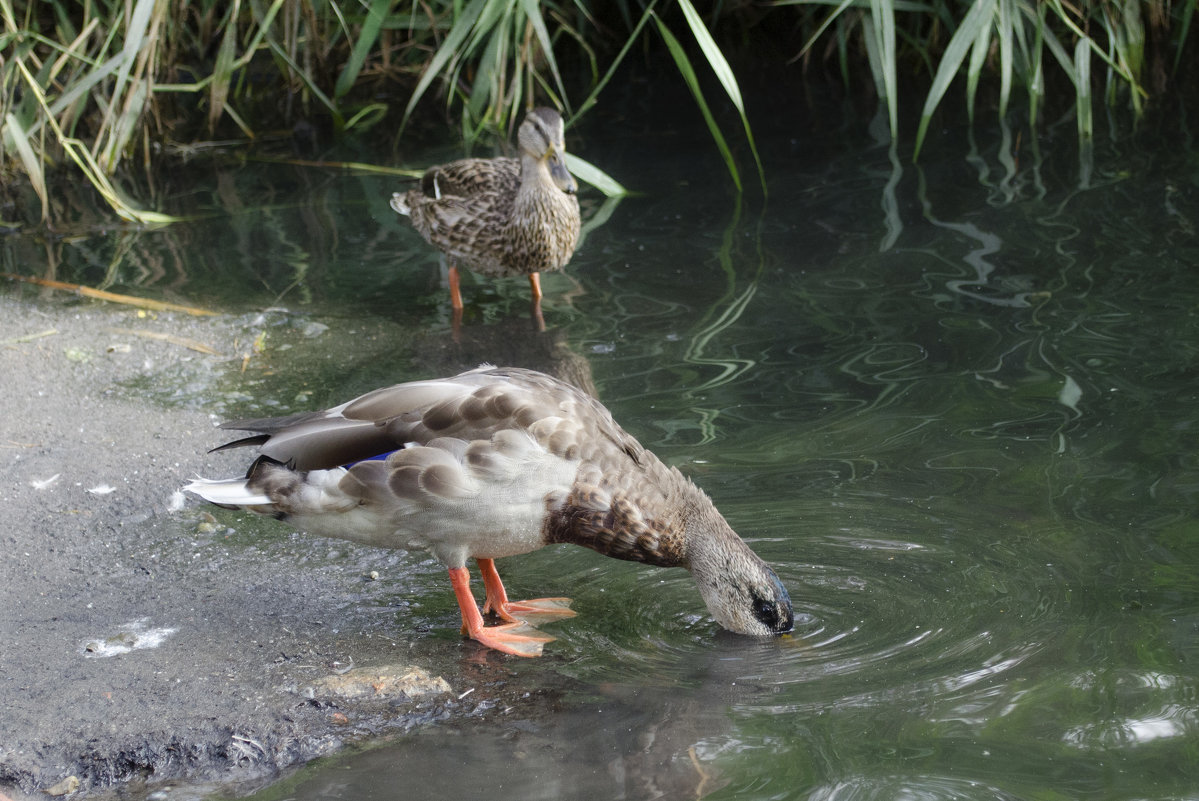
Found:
<box><xmin>548</xmin><ymin>149</ymin><xmax>577</xmax><ymax>195</ymax></box>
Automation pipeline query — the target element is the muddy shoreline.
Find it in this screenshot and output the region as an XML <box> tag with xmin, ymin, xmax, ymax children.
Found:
<box><xmin>0</xmin><ymin>291</ymin><xmax>557</xmax><ymax>800</ymax></box>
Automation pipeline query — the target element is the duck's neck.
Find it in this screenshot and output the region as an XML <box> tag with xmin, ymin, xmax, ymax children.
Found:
<box><xmin>518</xmin><ymin>154</ymin><xmax>555</xmax><ymax>198</ymax></box>
<box><xmin>682</xmin><ymin>499</ymin><xmax>753</xmax><ymax>578</ymax></box>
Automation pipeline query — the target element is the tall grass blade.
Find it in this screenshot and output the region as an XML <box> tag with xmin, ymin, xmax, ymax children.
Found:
<box><xmin>464</xmin><ymin>2</ymin><xmax>511</xmax><ymax>127</ymax></box>
<box><xmin>572</xmin><ymin>0</ymin><xmax>657</xmax><ymax>122</ymax></box>
<box><xmin>653</xmin><ymin>15</ymin><xmax>742</xmax><ymax>192</ymax></box>
<box><xmin>106</xmin><ymin>0</ymin><xmax>156</xmax><ymax>121</ymax></box>
<box><xmin>209</xmin><ymin>0</ymin><xmax>240</xmax><ymax>135</ymax></box>
<box><xmin>46</xmin><ymin>51</ymin><xmax>119</xmax><ymax>125</ymax></box>
<box><xmin>913</xmin><ymin>0</ymin><xmax>996</xmax><ymax>161</ymax></box>
<box><xmin>108</xmin><ymin>78</ymin><xmax>150</xmax><ymax>168</ymax></box>
<box><xmin>335</xmin><ymin>0</ymin><xmax>391</xmax><ymax>99</ymax></box>
<box><xmin>1174</xmin><ymin>0</ymin><xmax>1195</xmax><ymax>75</ymax></box>
<box><xmin>861</xmin><ymin>17</ymin><xmax>888</xmax><ymax>122</ymax></box>
<box><xmin>773</xmin><ymin>0</ymin><xmax>933</xmax><ymax>10</ymax></box>
<box><xmin>791</xmin><ymin>0</ymin><xmax>857</xmax><ymax>65</ymax></box>
<box><xmin>1027</xmin><ymin>4</ymin><xmax>1075</xmax><ymax>81</ymax></box>
<box><xmin>1027</xmin><ymin>6</ymin><xmax>1045</xmax><ymax>127</ymax></box>
<box><xmin>95</xmin><ymin>0</ymin><xmax>160</xmax><ymax>172</ymax></box>
<box><xmin>13</xmin><ymin>59</ymin><xmax>177</xmax><ymax>225</ymax></box>
<box><xmin>996</xmin><ymin>0</ymin><xmax>1013</xmax><ymax>117</ymax></box>
<box><xmin>264</xmin><ymin>37</ymin><xmax>344</xmax><ymax>125</ymax></box>
<box><xmin>1074</xmin><ymin>37</ymin><xmax>1092</xmax><ymax>139</ymax></box>
<box><xmin>3</xmin><ymin>112</ymin><xmax>47</xmax><ymax>220</ymax></box>
<box><xmin>677</xmin><ymin>0</ymin><xmax>766</xmax><ymax>194</ymax></box>
<box><xmin>869</xmin><ymin>0</ymin><xmax>898</xmax><ymax>139</ymax></box>
<box><xmin>965</xmin><ymin>12</ymin><xmax>992</xmax><ymax>121</ymax></box>
<box><xmin>1114</xmin><ymin>1</ymin><xmax>1145</xmax><ymax>114</ymax></box>
<box><xmin>518</xmin><ymin>0</ymin><xmax>569</xmax><ymax>113</ymax></box>
<box><xmin>1046</xmin><ymin>0</ymin><xmax>1141</xmax><ymax>93</ymax></box>
<box><xmin>403</xmin><ymin>0</ymin><xmax>485</xmax><ymax>127</ymax></box>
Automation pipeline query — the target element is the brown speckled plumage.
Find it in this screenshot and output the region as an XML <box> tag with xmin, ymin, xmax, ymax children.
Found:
<box><xmin>390</xmin><ymin>108</ymin><xmax>581</xmax><ymax>283</ymax></box>
<box><xmin>185</xmin><ymin>366</ymin><xmax>793</xmax><ymax>655</ymax></box>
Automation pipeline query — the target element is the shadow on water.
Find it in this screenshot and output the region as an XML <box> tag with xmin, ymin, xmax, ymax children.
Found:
<box><xmin>8</xmin><ymin>80</ymin><xmax>1199</xmax><ymax>799</ymax></box>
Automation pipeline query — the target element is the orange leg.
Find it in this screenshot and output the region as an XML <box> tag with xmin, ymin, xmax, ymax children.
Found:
<box><xmin>477</xmin><ymin>558</ymin><xmax>575</xmax><ymax>624</ymax></box>
<box><xmin>527</xmin><ymin>271</ymin><xmax>543</xmax><ymax>300</ymax></box>
<box><xmin>448</xmin><ymin>566</ymin><xmax>553</xmax><ymax>657</ymax></box>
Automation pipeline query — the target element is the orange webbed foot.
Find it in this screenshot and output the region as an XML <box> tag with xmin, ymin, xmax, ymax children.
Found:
<box><xmin>476</xmin><ymin>558</ymin><xmax>576</xmax><ymax>625</ymax></box>
<box><xmin>450</xmin><ymin>564</ymin><xmax>561</xmax><ymax>658</ymax></box>
<box><xmin>486</xmin><ymin>597</ymin><xmax>576</xmax><ymax>625</ymax></box>
<box><xmin>469</xmin><ymin>622</ymin><xmax>556</xmax><ymax>658</ymax></box>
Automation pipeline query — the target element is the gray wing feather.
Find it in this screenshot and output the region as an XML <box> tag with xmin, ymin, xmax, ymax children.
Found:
<box><xmin>208</xmin><ymin>367</ymin><xmax>605</xmax><ymax>473</ymax></box>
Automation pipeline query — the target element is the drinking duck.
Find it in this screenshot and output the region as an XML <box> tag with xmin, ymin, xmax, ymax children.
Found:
<box><xmin>185</xmin><ymin>366</ymin><xmax>793</xmax><ymax>657</ymax></box>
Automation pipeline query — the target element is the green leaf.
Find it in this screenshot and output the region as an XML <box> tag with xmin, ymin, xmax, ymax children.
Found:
<box><xmin>793</xmin><ymin>0</ymin><xmax>858</xmax><ymax>66</ymax></box>
<box><xmin>913</xmin><ymin>0</ymin><xmax>995</xmax><ymax>161</ymax></box>
<box><xmin>403</xmin><ymin>0</ymin><xmax>486</xmax><ymax>127</ymax></box>
<box><xmin>996</xmin><ymin>0</ymin><xmax>1013</xmax><ymax>118</ymax></box>
<box><xmin>3</xmin><ymin>112</ymin><xmax>47</xmax><ymax>220</ymax></box>
<box><xmin>1074</xmin><ymin>37</ymin><xmax>1092</xmax><ymax>139</ymax></box>
<box><xmin>209</xmin><ymin>0</ymin><xmax>240</xmax><ymax>134</ymax></box>
<box><xmin>1174</xmin><ymin>0</ymin><xmax>1195</xmax><ymax>75</ymax></box>
<box><xmin>571</xmin><ymin>0</ymin><xmax>658</xmax><ymax>122</ymax></box>
<box><xmin>335</xmin><ymin>0</ymin><xmax>392</xmax><ymax>100</ymax></box>
<box><xmin>965</xmin><ymin>10</ymin><xmax>991</xmax><ymax>123</ymax></box>
<box><xmin>773</xmin><ymin>0</ymin><xmax>933</xmax><ymax>9</ymax></box>
<box><xmin>678</xmin><ymin>0</ymin><xmax>742</xmax><ymax>111</ymax></box>
<box><xmin>860</xmin><ymin>16</ymin><xmax>886</xmax><ymax>115</ymax></box>
<box><xmin>518</xmin><ymin>0</ymin><xmax>568</xmax><ymax>113</ymax></box>
<box><xmin>870</xmin><ymin>0</ymin><xmax>898</xmax><ymax>139</ymax></box>
<box><xmin>264</xmin><ymin>38</ymin><xmax>343</xmax><ymax>124</ymax></box>
<box><xmin>677</xmin><ymin>0</ymin><xmax>766</xmax><ymax>194</ymax></box>
<box><xmin>108</xmin><ymin>0</ymin><xmax>157</xmax><ymax>114</ymax></box>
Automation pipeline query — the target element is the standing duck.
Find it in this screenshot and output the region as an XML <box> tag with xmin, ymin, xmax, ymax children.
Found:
<box><xmin>390</xmin><ymin>108</ymin><xmax>582</xmax><ymax>316</ymax></box>
<box><xmin>185</xmin><ymin>366</ymin><xmax>793</xmax><ymax>657</ymax></box>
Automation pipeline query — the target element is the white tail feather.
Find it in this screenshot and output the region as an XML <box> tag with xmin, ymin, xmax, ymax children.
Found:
<box><xmin>389</xmin><ymin>192</ymin><xmax>411</xmax><ymax>216</ymax></box>
<box><xmin>183</xmin><ymin>478</ymin><xmax>272</xmax><ymax>507</ymax></box>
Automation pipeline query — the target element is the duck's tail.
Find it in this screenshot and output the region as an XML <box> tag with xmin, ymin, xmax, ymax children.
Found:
<box><xmin>389</xmin><ymin>191</ymin><xmax>412</xmax><ymax>217</ymax></box>
<box><xmin>182</xmin><ymin>477</ymin><xmax>271</xmax><ymax>508</ymax></box>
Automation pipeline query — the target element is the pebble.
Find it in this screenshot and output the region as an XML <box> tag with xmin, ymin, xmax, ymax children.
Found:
<box><xmin>46</xmin><ymin>775</ymin><xmax>80</xmax><ymax>796</ymax></box>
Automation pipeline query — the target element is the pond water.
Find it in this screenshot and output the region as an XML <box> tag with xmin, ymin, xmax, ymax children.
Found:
<box><xmin>11</xmin><ymin>78</ymin><xmax>1199</xmax><ymax>799</ymax></box>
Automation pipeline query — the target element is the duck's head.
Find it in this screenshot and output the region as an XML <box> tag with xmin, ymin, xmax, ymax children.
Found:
<box><xmin>687</xmin><ymin>510</ymin><xmax>795</xmax><ymax>637</ymax></box>
<box><xmin>697</xmin><ymin>552</ymin><xmax>794</xmax><ymax>637</ymax></box>
<box><xmin>519</xmin><ymin>107</ymin><xmax>577</xmax><ymax>195</ymax></box>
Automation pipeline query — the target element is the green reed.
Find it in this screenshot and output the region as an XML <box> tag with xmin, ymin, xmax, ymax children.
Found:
<box><xmin>0</xmin><ymin>0</ymin><xmax>1190</xmax><ymax>226</ymax></box>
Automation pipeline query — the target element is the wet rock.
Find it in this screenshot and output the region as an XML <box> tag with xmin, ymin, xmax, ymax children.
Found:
<box><xmin>309</xmin><ymin>665</ymin><xmax>452</xmax><ymax>702</ymax></box>
<box><xmin>82</xmin><ymin>619</ymin><xmax>177</xmax><ymax>657</ymax></box>
<box><xmin>45</xmin><ymin>776</ymin><xmax>79</xmax><ymax>796</ymax></box>
<box><xmin>301</xmin><ymin>322</ymin><xmax>329</xmax><ymax>338</ymax></box>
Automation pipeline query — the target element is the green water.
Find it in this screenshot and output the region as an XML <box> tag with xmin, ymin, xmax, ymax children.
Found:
<box><xmin>13</xmin><ymin>87</ymin><xmax>1199</xmax><ymax>799</ymax></box>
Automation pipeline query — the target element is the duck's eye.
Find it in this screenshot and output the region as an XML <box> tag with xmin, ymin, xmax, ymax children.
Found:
<box><xmin>753</xmin><ymin>596</ymin><xmax>780</xmax><ymax>630</ymax></box>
